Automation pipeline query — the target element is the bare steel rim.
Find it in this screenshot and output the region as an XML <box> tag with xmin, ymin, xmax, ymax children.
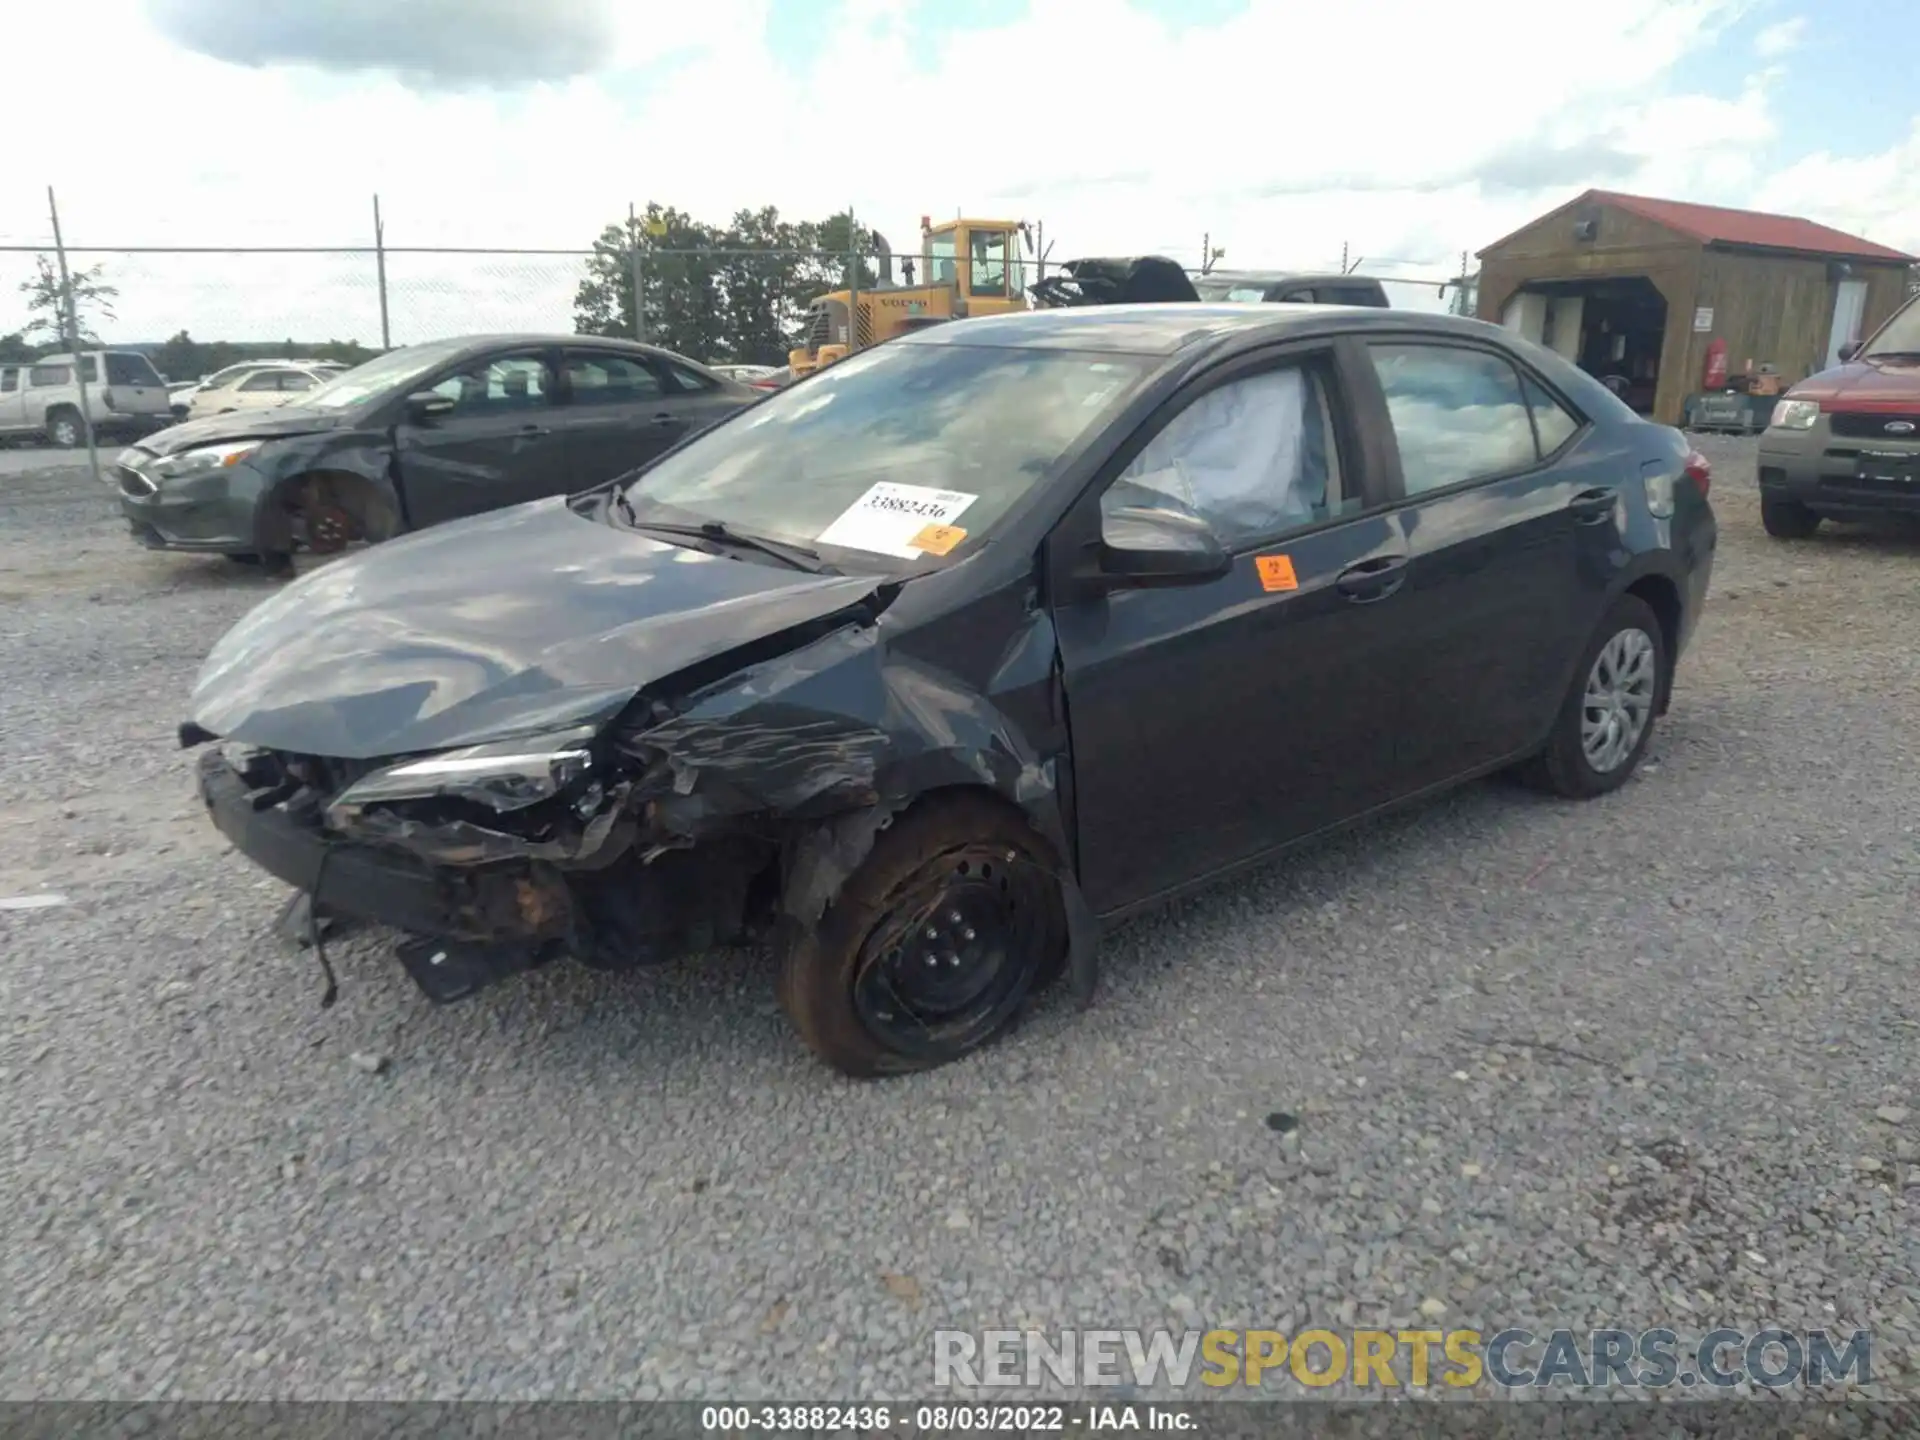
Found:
<box><xmin>850</xmin><ymin>842</ymin><xmax>1049</xmax><ymax>1062</ymax></box>
<box><xmin>1581</xmin><ymin>626</ymin><xmax>1656</xmax><ymax>774</ymax></box>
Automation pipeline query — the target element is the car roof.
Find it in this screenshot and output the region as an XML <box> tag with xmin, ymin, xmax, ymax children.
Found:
<box><xmin>416</xmin><ymin>333</ymin><xmax>716</xmax><ymax>362</ymax></box>
<box><xmin>899</xmin><ymin>303</ymin><xmax>1504</xmax><ymax>356</ymax></box>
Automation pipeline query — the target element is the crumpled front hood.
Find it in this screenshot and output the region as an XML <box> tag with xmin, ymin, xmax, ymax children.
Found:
<box><xmin>189</xmin><ymin>497</ymin><xmax>890</xmax><ymax>760</ymax></box>
<box><xmin>136</xmin><ymin>406</ymin><xmax>350</xmax><ymax>456</ymax></box>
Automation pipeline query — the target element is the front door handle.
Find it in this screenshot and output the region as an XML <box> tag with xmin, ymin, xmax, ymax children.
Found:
<box><xmin>650</xmin><ymin>412</ymin><xmax>684</xmax><ymax>428</ymax></box>
<box><xmin>1569</xmin><ymin>486</ymin><xmax>1617</xmax><ymax>522</ymax></box>
<box><xmin>1336</xmin><ymin>554</ymin><xmax>1408</xmax><ymax>603</ymax></box>
<box><xmin>518</xmin><ymin>423</ymin><xmax>552</xmax><ymax>437</ymax></box>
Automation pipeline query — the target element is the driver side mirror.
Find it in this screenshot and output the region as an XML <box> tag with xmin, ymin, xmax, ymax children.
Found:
<box><xmin>406</xmin><ymin>390</ymin><xmax>456</xmax><ymax>420</ymax></box>
<box><xmin>1837</xmin><ymin>340</ymin><xmax>1862</xmax><ymax>363</ymax></box>
<box><xmin>1095</xmin><ymin>505</ymin><xmax>1232</xmax><ymax>587</ymax></box>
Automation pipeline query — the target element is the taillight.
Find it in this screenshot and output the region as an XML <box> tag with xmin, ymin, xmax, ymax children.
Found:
<box><xmin>1683</xmin><ymin>448</ymin><xmax>1711</xmax><ymax>498</ymax></box>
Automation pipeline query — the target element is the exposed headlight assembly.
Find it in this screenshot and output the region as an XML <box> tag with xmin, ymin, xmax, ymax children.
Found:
<box><xmin>1768</xmin><ymin>398</ymin><xmax>1820</xmax><ymax>431</ymax></box>
<box><xmin>328</xmin><ymin>725</ymin><xmax>598</xmax><ymax>816</ymax></box>
<box><xmin>150</xmin><ymin>441</ymin><xmax>262</xmax><ymax>481</ymax></box>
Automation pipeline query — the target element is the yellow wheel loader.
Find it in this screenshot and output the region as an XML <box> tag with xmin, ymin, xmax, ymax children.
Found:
<box><xmin>787</xmin><ymin>216</ymin><xmax>1035</xmax><ymax>379</ymax></box>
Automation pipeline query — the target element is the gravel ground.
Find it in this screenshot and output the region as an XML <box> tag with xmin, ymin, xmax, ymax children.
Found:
<box><xmin>1</xmin><ymin>436</ymin><xmax>1915</xmax><ymax>1402</ymax></box>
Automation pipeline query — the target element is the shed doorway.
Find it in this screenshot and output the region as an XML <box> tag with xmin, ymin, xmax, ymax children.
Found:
<box><xmin>1502</xmin><ymin>277</ymin><xmax>1669</xmax><ymax>415</ymax></box>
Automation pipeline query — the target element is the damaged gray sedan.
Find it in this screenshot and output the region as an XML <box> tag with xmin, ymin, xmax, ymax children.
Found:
<box><xmin>182</xmin><ymin>304</ymin><xmax>1715</xmax><ymax>1075</ymax></box>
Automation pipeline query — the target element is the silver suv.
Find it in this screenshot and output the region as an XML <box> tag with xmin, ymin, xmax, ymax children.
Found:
<box><xmin>0</xmin><ymin>350</ymin><xmax>175</xmax><ymax>448</ymax></box>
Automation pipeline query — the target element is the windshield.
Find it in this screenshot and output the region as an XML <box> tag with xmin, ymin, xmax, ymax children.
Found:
<box><xmin>1864</xmin><ymin>297</ymin><xmax>1920</xmax><ymax>358</ymax></box>
<box><xmin>623</xmin><ymin>341</ymin><xmax>1150</xmax><ymax>568</ymax></box>
<box><xmin>291</xmin><ymin>342</ymin><xmax>470</xmax><ymax>410</ymax></box>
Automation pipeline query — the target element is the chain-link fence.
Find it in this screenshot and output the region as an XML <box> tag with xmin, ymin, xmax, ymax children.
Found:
<box><xmin>0</xmin><ymin>210</ymin><xmax>1469</xmax><ymax>379</ymax></box>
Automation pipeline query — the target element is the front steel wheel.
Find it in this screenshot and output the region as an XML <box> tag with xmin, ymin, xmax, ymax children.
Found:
<box><xmin>778</xmin><ymin>795</ymin><xmax>1066</xmax><ymax>1077</ymax></box>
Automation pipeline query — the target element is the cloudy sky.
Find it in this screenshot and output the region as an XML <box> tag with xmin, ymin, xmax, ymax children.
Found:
<box><xmin>2</xmin><ymin>0</ymin><xmax>1914</xmax><ymax>346</ymax></box>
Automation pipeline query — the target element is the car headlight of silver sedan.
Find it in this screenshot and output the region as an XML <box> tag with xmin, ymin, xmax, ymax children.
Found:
<box><xmin>1768</xmin><ymin>398</ymin><xmax>1820</xmax><ymax>431</ymax></box>
<box><xmin>327</xmin><ymin>725</ymin><xmax>599</xmax><ymax>818</ymax></box>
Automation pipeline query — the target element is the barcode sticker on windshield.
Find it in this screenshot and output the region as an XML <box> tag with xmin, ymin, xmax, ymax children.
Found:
<box><xmin>817</xmin><ymin>483</ymin><xmax>978</xmax><ymax>558</ymax></box>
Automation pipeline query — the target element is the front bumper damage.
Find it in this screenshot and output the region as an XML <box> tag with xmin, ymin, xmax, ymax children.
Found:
<box><xmin>190</xmin><ymin>614</ymin><xmax>1101</xmax><ymax>1008</ymax></box>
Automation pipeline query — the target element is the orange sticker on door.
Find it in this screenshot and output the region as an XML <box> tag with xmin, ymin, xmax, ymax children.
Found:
<box><xmin>909</xmin><ymin>524</ymin><xmax>968</xmax><ymax>555</ymax></box>
<box><xmin>1254</xmin><ymin>554</ymin><xmax>1298</xmax><ymax>592</ymax></box>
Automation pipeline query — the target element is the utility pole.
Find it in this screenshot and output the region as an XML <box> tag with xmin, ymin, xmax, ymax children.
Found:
<box><xmin>46</xmin><ymin>186</ymin><xmax>102</xmax><ymax>485</ymax></box>
<box><xmin>372</xmin><ymin>194</ymin><xmax>391</xmax><ymax>350</ymax></box>
<box><xmin>628</xmin><ymin>202</ymin><xmax>647</xmax><ymax>342</ymax></box>
<box><xmin>1340</xmin><ymin>240</ymin><xmax>1348</xmax><ymax>275</ymax></box>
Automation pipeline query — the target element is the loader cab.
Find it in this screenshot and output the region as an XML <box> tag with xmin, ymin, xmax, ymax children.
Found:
<box><xmin>921</xmin><ymin>217</ymin><xmax>1028</xmax><ymax>318</ymax></box>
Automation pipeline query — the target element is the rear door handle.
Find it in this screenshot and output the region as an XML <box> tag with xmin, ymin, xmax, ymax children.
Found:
<box><xmin>650</xmin><ymin>412</ymin><xmax>685</xmax><ymax>428</ymax></box>
<box><xmin>518</xmin><ymin>423</ymin><xmax>551</xmax><ymax>437</ymax></box>
<box><xmin>1335</xmin><ymin>554</ymin><xmax>1408</xmax><ymax>603</ymax></box>
<box><xmin>1569</xmin><ymin>486</ymin><xmax>1617</xmax><ymax>522</ymax></box>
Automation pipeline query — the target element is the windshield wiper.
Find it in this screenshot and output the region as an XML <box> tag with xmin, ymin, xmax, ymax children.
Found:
<box><xmin>1865</xmin><ymin>350</ymin><xmax>1920</xmax><ymax>362</ymax></box>
<box><xmin>626</xmin><ymin>517</ymin><xmax>838</xmax><ymax>574</ymax></box>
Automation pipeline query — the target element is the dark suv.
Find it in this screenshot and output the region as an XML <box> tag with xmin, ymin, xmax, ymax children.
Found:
<box><xmin>1757</xmin><ymin>293</ymin><xmax>1920</xmax><ymax>538</ymax></box>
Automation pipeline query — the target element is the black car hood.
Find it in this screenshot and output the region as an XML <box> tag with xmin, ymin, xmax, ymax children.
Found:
<box><xmin>138</xmin><ymin>406</ymin><xmax>353</xmax><ymax>455</ymax></box>
<box><xmin>189</xmin><ymin>498</ymin><xmax>891</xmax><ymax>760</ymax></box>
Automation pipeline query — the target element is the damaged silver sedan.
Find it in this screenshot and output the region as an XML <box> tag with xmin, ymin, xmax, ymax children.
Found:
<box><xmin>182</xmin><ymin>304</ymin><xmax>1715</xmax><ymax>1075</ymax></box>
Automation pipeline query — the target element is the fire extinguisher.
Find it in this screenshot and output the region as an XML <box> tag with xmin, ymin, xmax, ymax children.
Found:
<box><xmin>1702</xmin><ymin>337</ymin><xmax>1728</xmax><ymax>390</ymax></box>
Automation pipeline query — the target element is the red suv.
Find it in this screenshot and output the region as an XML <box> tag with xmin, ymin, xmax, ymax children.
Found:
<box><xmin>1757</xmin><ymin>292</ymin><xmax>1920</xmax><ymax>538</ymax></box>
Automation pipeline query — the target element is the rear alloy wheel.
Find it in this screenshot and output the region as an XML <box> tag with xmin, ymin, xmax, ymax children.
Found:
<box><xmin>777</xmin><ymin>795</ymin><xmax>1065</xmax><ymax>1077</ymax></box>
<box><xmin>1760</xmin><ymin>497</ymin><xmax>1821</xmax><ymax>539</ymax></box>
<box><xmin>1518</xmin><ymin>594</ymin><xmax>1667</xmax><ymax>799</ymax></box>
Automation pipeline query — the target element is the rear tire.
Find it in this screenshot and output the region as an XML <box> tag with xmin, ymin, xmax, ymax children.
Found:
<box><xmin>46</xmin><ymin>408</ymin><xmax>83</xmax><ymax>449</ymax></box>
<box><xmin>777</xmin><ymin>794</ymin><xmax>1066</xmax><ymax>1078</ymax></box>
<box><xmin>1517</xmin><ymin>594</ymin><xmax>1667</xmax><ymax>800</ymax></box>
<box><xmin>1761</xmin><ymin>497</ymin><xmax>1820</xmax><ymax>539</ymax></box>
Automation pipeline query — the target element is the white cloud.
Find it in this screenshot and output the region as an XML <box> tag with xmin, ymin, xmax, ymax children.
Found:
<box><xmin>1753</xmin><ymin>15</ymin><xmax>1807</xmax><ymax>58</ymax></box>
<box><xmin>1754</xmin><ymin>118</ymin><xmax>1920</xmax><ymax>258</ymax></box>
<box><xmin>1</xmin><ymin>0</ymin><xmax>1911</xmax><ymax>346</ymax></box>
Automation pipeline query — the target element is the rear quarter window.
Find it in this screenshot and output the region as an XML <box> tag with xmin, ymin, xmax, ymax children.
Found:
<box><xmin>666</xmin><ymin>362</ymin><xmax>718</xmax><ymax>393</ymax></box>
<box><xmin>29</xmin><ymin>365</ymin><xmax>71</xmax><ymax>387</ymax></box>
<box><xmin>106</xmin><ymin>352</ymin><xmax>163</xmax><ymax>386</ymax></box>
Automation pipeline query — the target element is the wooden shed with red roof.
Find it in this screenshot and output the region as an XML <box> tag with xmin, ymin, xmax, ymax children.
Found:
<box><xmin>1475</xmin><ymin>189</ymin><xmax>1914</xmax><ymax>426</ymax></box>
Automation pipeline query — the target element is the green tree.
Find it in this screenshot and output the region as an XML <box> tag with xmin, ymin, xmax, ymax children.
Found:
<box><xmin>18</xmin><ymin>255</ymin><xmax>118</xmax><ymax>345</ymax></box>
<box><xmin>572</xmin><ymin>205</ymin><xmax>725</xmax><ymax>361</ymax></box>
<box><xmin>0</xmin><ymin>331</ymin><xmax>38</xmax><ymax>363</ymax></box>
<box><xmin>571</xmin><ymin>203</ymin><xmax>881</xmax><ymax>364</ymax></box>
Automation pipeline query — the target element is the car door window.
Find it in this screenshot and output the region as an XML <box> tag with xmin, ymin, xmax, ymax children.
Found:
<box><xmin>279</xmin><ymin>371</ymin><xmax>319</xmax><ymax>393</ymax></box>
<box><xmin>0</xmin><ymin>367</ymin><xmax>17</xmax><ymax>393</ymax></box>
<box><xmin>238</xmin><ymin>372</ymin><xmax>281</xmax><ymax>394</ymax></box>
<box><xmin>1521</xmin><ymin>373</ymin><xmax>1581</xmax><ymax>456</ymax></box>
<box><xmin>29</xmin><ymin>366</ymin><xmax>70</xmax><ymax>387</ymax></box>
<box><xmin>562</xmin><ymin>352</ymin><xmax>664</xmax><ymax>405</ymax></box>
<box><xmin>1100</xmin><ymin>363</ymin><xmax>1349</xmax><ymax>550</ymax></box>
<box><xmin>429</xmin><ymin>353</ymin><xmax>555</xmax><ymax>413</ymax></box>
<box><xmin>1367</xmin><ymin>343</ymin><xmax>1539</xmax><ymax>495</ymax></box>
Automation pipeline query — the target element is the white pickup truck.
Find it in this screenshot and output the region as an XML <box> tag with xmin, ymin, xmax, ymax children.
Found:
<box><xmin>0</xmin><ymin>350</ymin><xmax>175</xmax><ymax>448</ymax></box>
